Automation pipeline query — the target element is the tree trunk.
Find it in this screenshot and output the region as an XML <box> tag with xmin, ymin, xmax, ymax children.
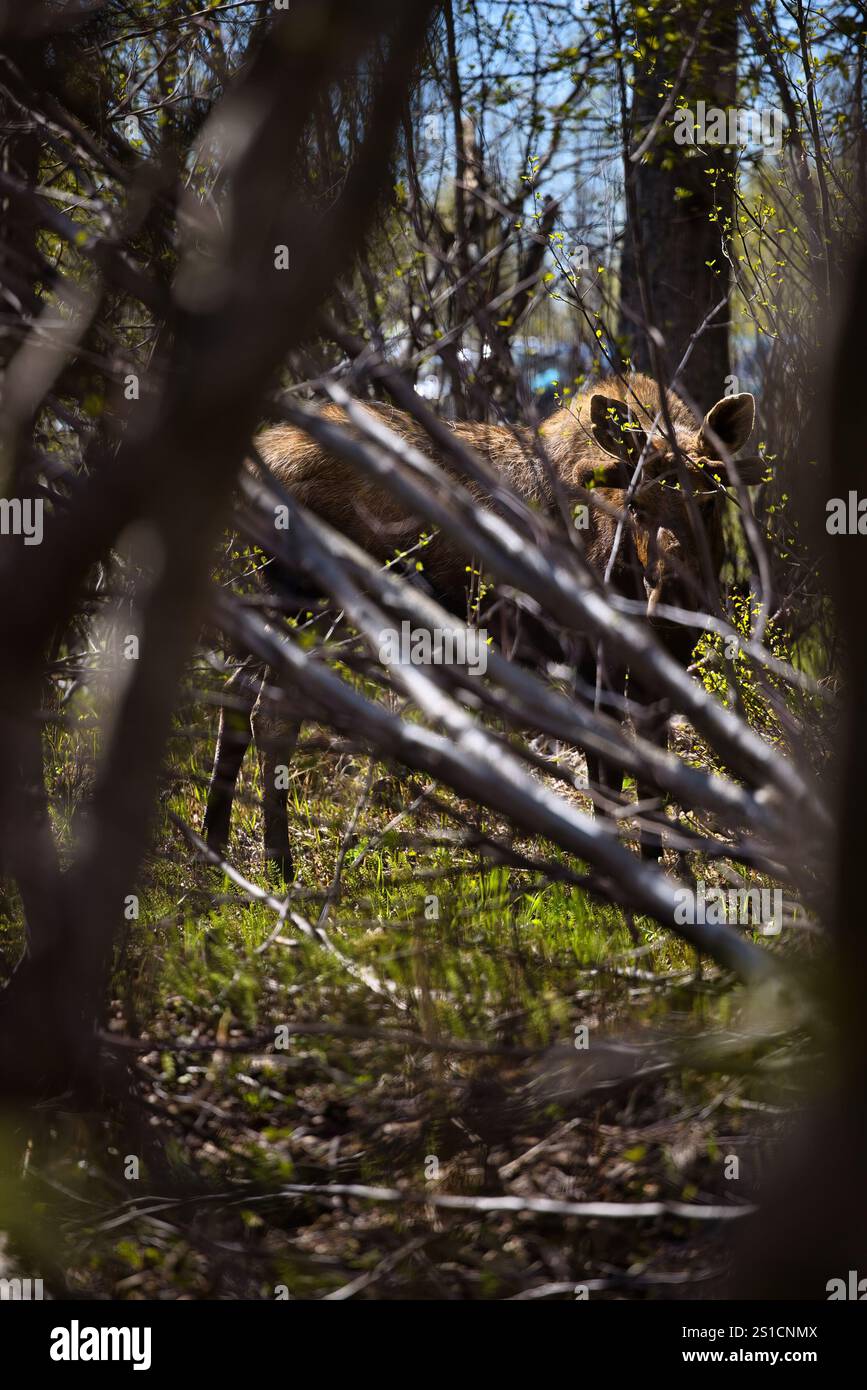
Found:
<box><xmin>619</xmin><ymin>1</ymin><xmax>738</xmax><ymax>410</ymax></box>
<box><xmin>730</xmin><ymin>228</ymin><xmax>867</xmax><ymax>1298</ymax></box>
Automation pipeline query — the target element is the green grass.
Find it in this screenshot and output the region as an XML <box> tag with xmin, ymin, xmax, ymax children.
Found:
<box><xmin>0</xmin><ymin>680</ymin><xmax>813</xmax><ymax>1299</ymax></box>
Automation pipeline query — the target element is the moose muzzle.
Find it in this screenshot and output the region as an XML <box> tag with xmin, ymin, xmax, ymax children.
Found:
<box><xmin>644</xmin><ymin>526</ymin><xmax>682</xmax><ymax>620</ymax></box>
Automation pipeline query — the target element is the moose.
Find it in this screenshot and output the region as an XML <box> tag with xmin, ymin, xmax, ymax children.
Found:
<box><xmin>203</xmin><ymin>373</ymin><xmax>765</xmax><ymax>879</ymax></box>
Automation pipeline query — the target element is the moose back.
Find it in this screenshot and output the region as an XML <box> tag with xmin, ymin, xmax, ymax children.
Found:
<box><xmin>204</xmin><ymin>373</ymin><xmax>763</xmax><ymax>878</ymax></box>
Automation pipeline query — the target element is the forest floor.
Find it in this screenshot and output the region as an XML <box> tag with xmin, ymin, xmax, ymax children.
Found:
<box><xmin>0</xmin><ymin>683</ymin><xmax>814</xmax><ymax>1300</ymax></box>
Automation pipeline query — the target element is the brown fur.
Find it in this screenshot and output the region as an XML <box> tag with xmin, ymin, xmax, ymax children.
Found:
<box><xmin>206</xmin><ymin>375</ymin><xmax>762</xmax><ymax>878</ymax></box>
<box><xmin>258</xmin><ymin>373</ymin><xmax>760</xmax><ymax>615</ymax></box>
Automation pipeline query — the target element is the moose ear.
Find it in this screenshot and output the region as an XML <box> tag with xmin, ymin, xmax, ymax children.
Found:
<box><xmin>590</xmin><ymin>394</ymin><xmax>648</xmax><ymax>463</ymax></box>
<box><xmin>698</xmin><ymin>392</ymin><xmax>755</xmax><ymax>458</ymax></box>
<box><xmin>728</xmin><ymin>454</ymin><xmax>769</xmax><ymax>486</ymax></box>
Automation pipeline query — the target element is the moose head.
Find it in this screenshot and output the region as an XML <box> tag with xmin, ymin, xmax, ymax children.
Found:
<box><xmin>584</xmin><ymin>388</ymin><xmax>767</xmax><ymax>621</ymax></box>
